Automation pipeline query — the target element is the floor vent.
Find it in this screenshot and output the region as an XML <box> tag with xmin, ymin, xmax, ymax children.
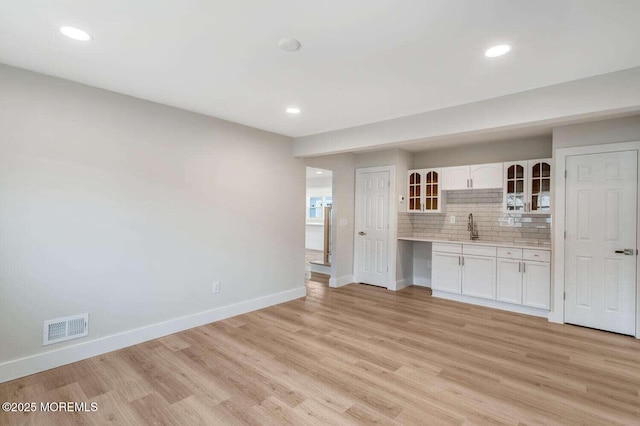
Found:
<box><xmin>43</xmin><ymin>313</ymin><xmax>89</xmax><ymax>346</ymax></box>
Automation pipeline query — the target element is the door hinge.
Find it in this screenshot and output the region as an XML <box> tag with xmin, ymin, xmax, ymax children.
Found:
<box><xmin>563</xmin><ymin>292</ymin><xmax>566</xmax><ymax>300</ymax></box>
<box><xmin>564</xmin><ymin>231</ymin><xmax>567</xmax><ymax>239</ymax></box>
<box><xmin>564</xmin><ymin>170</ymin><xmax>567</xmax><ymax>178</ymax></box>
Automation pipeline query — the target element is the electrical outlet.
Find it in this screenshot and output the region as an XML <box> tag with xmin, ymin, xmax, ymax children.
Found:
<box><xmin>212</xmin><ymin>281</ymin><xmax>221</xmax><ymax>293</ymax></box>
<box><xmin>449</xmin><ymin>216</ymin><xmax>455</xmax><ymax>224</ymax></box>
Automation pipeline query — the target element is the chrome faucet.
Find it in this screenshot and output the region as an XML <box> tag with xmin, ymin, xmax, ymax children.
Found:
<box><xmin>468</xmin><ymin>213</ymin><xmax>479</xmax><ymax>240</ymax></box>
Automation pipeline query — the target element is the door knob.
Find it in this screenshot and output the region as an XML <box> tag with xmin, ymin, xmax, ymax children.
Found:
<box><xmin>614</xmin><ymin>249</ymin><xmax>635</xmax><ymax>255</ymax></box>
<box><xmin>358</xmin><ymin>231</ymin><xmax>366</xmax><ymax>236</ymax></box>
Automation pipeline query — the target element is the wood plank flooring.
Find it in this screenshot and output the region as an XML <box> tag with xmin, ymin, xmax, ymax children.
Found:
<box><xmin>2</xmin><ymin>278</ymin><xmax>640</xmax><ymax>425</ymax></box>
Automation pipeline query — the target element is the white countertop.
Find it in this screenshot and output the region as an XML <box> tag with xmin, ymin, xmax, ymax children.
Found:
<box><xmin>398</xmin><ymin>236</ymin><xmax>551</xmax><ymax>251</ymax></box>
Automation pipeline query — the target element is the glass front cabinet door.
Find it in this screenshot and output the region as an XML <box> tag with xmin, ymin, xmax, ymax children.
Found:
<box><xmin>408</xmin><ymin>170</ymin><xmax>422</xmax><ymax>212</ymax></box>
<box><xmin>503</xmin><ymin>159</ymin><xmax>551</xmax><ymax>214</ymax></box>
<box><xmin>504</xmin><ymin>161</ymin><xmax>527</xmax><ymax>213</ymax></box>
<box><xmin>407</xmin><ymin>168</ymin><xmax>442</xmax><ymax>213</ymax></box>
<box><xmin>528</xmin><ymin>159</ymin><xmax>551</xmax><ymax>213</ymax></box>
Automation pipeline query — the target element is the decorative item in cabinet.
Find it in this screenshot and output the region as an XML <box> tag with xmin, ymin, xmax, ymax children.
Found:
<box><xmin>504</xmin><ymin>161</ymin><xmax>526</xmax><ymax>213</ymax></box>
<box><xmin>407</xmin><ymin>168</ymin><xmax>442</xmax><ymax>213</ymax></box>
<box><xmin>529</xmin><ymin>160</ymin><xmax>551</xmax><ymax>213</ymax></box>
<box><xmin>503</xmin><ymin>159</ymin><xmax>552</xmax><ymax>214</ymax></box>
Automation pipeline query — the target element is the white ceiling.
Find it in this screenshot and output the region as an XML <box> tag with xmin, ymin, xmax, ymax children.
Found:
<box><xmin>1</xmin><ymin>1</ymin><xmax>640</xmax><ymax>138</ymax></box>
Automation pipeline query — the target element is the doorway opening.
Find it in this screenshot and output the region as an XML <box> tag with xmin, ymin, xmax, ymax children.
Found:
<box><xmin>305</xmin><ymin>167</ymin><xmax>333</xmax><ymax>283</ymax></box>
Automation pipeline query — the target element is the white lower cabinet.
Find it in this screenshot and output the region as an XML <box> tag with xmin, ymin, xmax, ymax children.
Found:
<box><xmin>433</xmin><ymin>244</ymin><xmax>550</xmax><ymax>313</ymax></box>
<box><xmin>522</xmin><ymin>261</ymin><xmax>550</xmax><ymax>309</ymax></box>
<box><xmin>432</xmin><ymin>245</ymin><xmax>496</xmax><ymax>299</ymax></box>
<box><xmin>432</xmin><ymin>252</ymin><xmax>462</xmax><ymax>293</ymax></box>
<box><xmin>461</xmin><ymin>255</ymin><xmax>496</xmax><ymax>299</ymax></box>
<box><xmin>496</xmin><ymin>258</ymin><xmax>523</xmax><ymax>304</ymax></box>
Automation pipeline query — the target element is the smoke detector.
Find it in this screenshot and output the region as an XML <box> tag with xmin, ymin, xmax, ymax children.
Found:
<box><xmin>278</xmin><ymin>38</ymin><xmax>302</xmax><ymax>52</ymax></box>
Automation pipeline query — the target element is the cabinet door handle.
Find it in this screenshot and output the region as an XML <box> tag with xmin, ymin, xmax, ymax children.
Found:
<box><xmin>466</xmin><ymin>179</ymin><xmax>469</xmax><ymax>188</ymax></box>
<box><xmin>518</xmin><ymin>262</ymin><xmax>521</xmax><ymax>273</ymax></box>
<box><xmin>461</xmin><ymin>256</ymin><xmax>464</xmax><ymax>266</ymax></box>
<box><xmin>458</xmin><ymin>256</ymin><xmax>461</xmax><ymax>265</ymax></box>
<box><xmin>470</xmin><ymin>179</ymin><xmax>473</xmax><ymax>188</ymax></box>
<box><xmin>523</xmin><ymin>262</ymin><xmax>526</xmax><ymax>273</ymax></box>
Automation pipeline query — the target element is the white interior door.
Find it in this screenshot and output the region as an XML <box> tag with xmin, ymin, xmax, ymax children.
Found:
<box><xmin>355</xmin><ymin>169</ymin><xmax>390</xmax><ymax>287</ymax></box>
<box><xmin>565</xmin><ymin>151</ymin><xmax>637</xmax><ymax>335</ymax></box>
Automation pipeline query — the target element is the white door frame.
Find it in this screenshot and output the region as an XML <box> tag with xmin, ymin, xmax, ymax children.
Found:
<box><xmin>553</xmin><ymin>140</ymin><xmax>640</xmax><ymax>339</ymax></box>
<box><xmin>353</xmin><ymin>165</ymin><xmax>397</xmax><ymax>290</ymax></box>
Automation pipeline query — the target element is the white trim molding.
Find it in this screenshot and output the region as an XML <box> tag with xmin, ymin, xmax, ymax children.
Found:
<box><xmin>395</xmin><ymin>278</ymin><xmax>411</xmax><ymax>291</ymax></box>
<box><xmin>329</xmin><ymin>274</ymin><xmax>354</xmax><ymax>288</ymax></box>
<box><xmin>553</xmin><ymin>140</ymin><xmax>640</xmax><ymax>339</ymax></box>
<box><xmin>0</xmin><ymin>286</ymin><xmax>306</xmax><ymax>384</ymax></box>
<box><xmin>432</xmin><ymin>291</ymin><xmax>549</xmax><ymax>318</ymax></box>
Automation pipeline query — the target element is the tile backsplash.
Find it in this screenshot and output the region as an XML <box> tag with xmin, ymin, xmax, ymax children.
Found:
<box><xmin>398</xmin><ymin>189</ymin><xmax>551</xmax><ymax>246</ymax></box>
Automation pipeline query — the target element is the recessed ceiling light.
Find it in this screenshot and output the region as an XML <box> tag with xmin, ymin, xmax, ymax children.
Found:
<box><xmin>286</xmin><ymin>107</ymin><xmax>301</xmax><ymax>114</ymax></box>
<box><xmin>485</xmin><ymin>44</ymin><xmax>511</xmax><ymax>58</ymax></box>
<box><xmin>316</xmin><ymin>171</ymin><xmax>323</xmax><ymax>175</ymax></box>
<box><xmin>60</xmin><ymin>26</ymin><xmax>92</xmax><ymax>41</ymax></box>
<box><xmin>278</xmin><ymin>38</ymin><xmax>302</xmax><ymax>52</ymax></box>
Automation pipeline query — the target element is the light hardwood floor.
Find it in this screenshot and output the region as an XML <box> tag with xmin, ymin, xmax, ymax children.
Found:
<box><xmin>2</xmin><ymin>278</ymin><xmax>640</xmax><ymax>425</ymax></box>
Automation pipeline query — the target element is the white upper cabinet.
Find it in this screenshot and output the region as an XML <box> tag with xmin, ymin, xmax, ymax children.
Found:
<box><xmin>503</xmin><ymin>159</ymin><xmax>551</xmax><ymax>214</ymax></box>
<box><xmin>470</xmin><ymin>163</ymin><xmax>503</xmax><ymax>189</ymax></box>
<box><xmin>407</xmin><ymin>170</ymin><xmax>423</xmax><ymax>213</ymax></box>
<box><xmin>528</xmin><ymin>159</ymin><xmax>552</xmax><ymax>214</ymax></box>
<box><xmin>407</xmin><ymin>168</ymin><xmax>442</xmax><ymax>213</ymax></box>
<box><xmin>442</xmin><ymin>166</ymin><xmax>469</xmax><ymax>190</ymax></box>
<box><xmin>503</xmin><ymin>161</ymin><xmax>528</xmax><ymax>213</ymax></box>
<box><xmin>442</xmin><ymin>163</ymin><xmax>503</xmax><ymax>190</ymax></box>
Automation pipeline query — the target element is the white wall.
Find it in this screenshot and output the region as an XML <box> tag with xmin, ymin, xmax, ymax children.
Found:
<box><xmin>553</xmin><ymin>115</ymin><xmax>640</xmax><ymax>149</ymax></box>
<box><xmin>0</xmin><ymin>64</ymin><xmax>305</xmax><ymax>378</ymax></box>
<box><xmin>294</xmin><ymin>66</ymin><xmax>640</xmax><ymax>157</ymax></box>
<box><xmin>413</xmin><ymin>136</ymin><xmax>552</xmax><ymax>168</ymax></box>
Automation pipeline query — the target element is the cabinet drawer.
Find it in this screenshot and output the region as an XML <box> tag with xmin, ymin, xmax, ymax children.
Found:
<box><xmin>433</xmin><ymin>242</ymin><xmax>462</xmax><ymax>254</ymax></box>
<box><xmin>523</xmin><ymin>249</ymin><xmax>550</xmax><ymax>263</ymax></box>
<box><xmin>463</xmin><ymin>244</ymin><xmax>496</xmax><ymax>257</ymax></box>
<box><xmin>497</xmin><ymin>247</ymin><xmax>522</xmax><ymax>259</ymax></box>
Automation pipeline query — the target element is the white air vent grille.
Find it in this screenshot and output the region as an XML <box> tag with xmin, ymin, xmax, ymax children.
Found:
<box><xmin>43</xmin><ymin>313</ymin><xmax>89</xmax><ymax>346</ymax></box>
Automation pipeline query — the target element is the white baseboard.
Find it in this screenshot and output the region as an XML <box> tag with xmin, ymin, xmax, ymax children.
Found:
<box><xmin>329</xmin><ymin>274</ymin><xmax>353</xmax><ymax>288</ymax></box>
<box><xmin>547</xmin><ymin>310</ymin><xmax>563</xmax><ymax>324</ymax></box>
<box><xmin>394</xmin><ymin>278</ymin><xmax>411</xmax><ymax>291</ymax></box>
<box><xmin>412</xmin><ymin>276</ymin><xmax>431</xmax><ymax>287</ymax></box>
<box><xmin>0</xmin><ymin>286</ymin><xmax>306</xmax><ymax>384</ymax></box>
<box><xmin>309</xmin><ymin>263</ymin><xmax>331</xmax><ymax>275</ymax></box>
<box><xmin>432</xmin><ymin>290</ymin><xmax>549</xmax><ymax>318</ymax></box>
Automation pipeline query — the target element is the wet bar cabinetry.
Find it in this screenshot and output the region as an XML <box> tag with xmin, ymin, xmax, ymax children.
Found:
<box><xmin>427</xmin><ymin>240</ymin><xmax>550</xmax><ymax>317</ymax></box>
<box><xmin>407</xmin><ymin>168</ymin><xmax>443</xmax><ymax>213</ymax></box>
<box><xmin>503</xmin><ymin>159</ymin><xmax>552</xmax><ymax>214</ymax></box>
